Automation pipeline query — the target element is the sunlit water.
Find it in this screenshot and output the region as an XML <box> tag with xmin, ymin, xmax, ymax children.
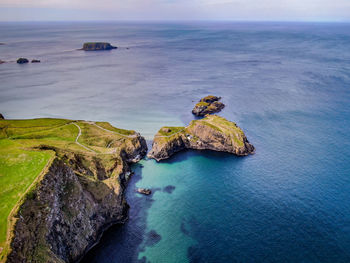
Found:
<box><xmin>1</xmin><ymin>22</ymin><xmax>350</xmax><ymax>262</ymax></box>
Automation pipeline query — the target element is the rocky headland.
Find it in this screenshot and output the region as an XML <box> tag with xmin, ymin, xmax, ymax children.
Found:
<box><xmin>192</xmin><ymin>95</ymin><xmax>225</xmax><ymax>116</ymax></box>
<box><xmin>1</xmin><ymin>119</ymin><xmax>147</xmax><ymax>263</ymax></box>
<box><xmin>147</xmin><ymin>115</ymin><xmax>254</xmax><ymax>161</ymax></box>
<box><xmin>81</xmin><ymin>42</ymin><xmax>117</xmax><ymax>51</ymax></box>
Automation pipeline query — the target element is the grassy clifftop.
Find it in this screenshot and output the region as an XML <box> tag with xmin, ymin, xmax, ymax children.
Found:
<box><xmin>0</xmin><ymin>118</ymin><xmax>144</xmax><ymax>261</ymax></box>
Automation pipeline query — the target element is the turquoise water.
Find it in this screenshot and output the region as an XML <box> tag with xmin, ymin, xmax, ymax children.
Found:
<box><xmin>1</xmin><ymin>22</ymin><xmax>350</xmax><ymax>262</ymax></box>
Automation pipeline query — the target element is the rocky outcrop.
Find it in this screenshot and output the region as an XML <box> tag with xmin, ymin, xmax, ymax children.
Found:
<box><xmin>137</xmin><ymin>188</ymin><xmax>151</xmax><ymax>195</ymax></box>
<box><xmin>16</xmin><ymin>58</ymin><xmax>29</xmax><ymax>64</ymax></box>
<box><xmin>7</xmin><ymin>134</ymin><xmax>147</xmax><ymax>263</ymax></box>
<box><xmin>81</xmin><ymin>42</ymin><xmax>117</xmax><ymax>51</ymax></box>
<box><xmin>0</xmin><ymin>113</ymin><xmax>4</xmax><ymax>119</ymax></box>
<box><xmin>0</xmin><ymin>60</ymin><xmax>5</xmax><ymax>64</ymax></box>
<box><xmin>148</xmin><ymin>115</ymin><xmax>254</xmax><ymax>161</ymax></box>
<box><xmin>31</xmin><ymin>59</ymin><xmax>40</xmax><ymax>63</ymax></box>
<box><xmin>192</xmin><ymin>95</ymin><xmax>225</xmax><ymax>116</ymax></box>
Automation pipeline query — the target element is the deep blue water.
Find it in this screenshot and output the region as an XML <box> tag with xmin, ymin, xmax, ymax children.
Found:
<box><xmin>1</xmin><ymin>22</ymin><xmax>350</xmax><ymax>262</ymax></box>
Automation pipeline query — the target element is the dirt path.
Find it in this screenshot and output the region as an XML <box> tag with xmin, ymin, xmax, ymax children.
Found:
<box><xmin>72</xmin><ymin>123</ymin><xmax>96</xmax><ymax>153</ymax></box>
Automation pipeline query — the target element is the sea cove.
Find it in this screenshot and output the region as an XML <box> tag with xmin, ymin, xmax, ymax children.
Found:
<box><xmin>1</xmin><ymin>22</ymin><xmax>350</xmax><ymax>262</ymax></box>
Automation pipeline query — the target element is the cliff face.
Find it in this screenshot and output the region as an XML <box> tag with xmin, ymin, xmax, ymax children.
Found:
<box><xmin>148</xmin><ymin>115</ymin><xmax>254</xmax><ymax>161</ymax></box>
<box><xmin>7</xmin><ymin>134</ymin><xmax>147</xmax><ymax>263</ymax></box>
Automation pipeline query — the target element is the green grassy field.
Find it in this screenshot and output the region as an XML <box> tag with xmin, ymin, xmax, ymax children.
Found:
<box><xmin>0</xmin><ymin>118</ymin><xmax>138</xmax><ymax>259</ymax></box>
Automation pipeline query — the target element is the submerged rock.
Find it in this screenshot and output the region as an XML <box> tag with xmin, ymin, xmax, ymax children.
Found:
<box><xmin>148</xmin><ymin>115</ymin><xmax>254</xmax><ymax>161</ymax></box>
<box><xmin>31</xmin><ymin>59</ymin><xmax>40</xmax><ymax>63</ymax></box>
<box><xmin>16</xmin><ymin>58</ymin><xmax>29</xmax><ymax>64</ymax></box>
<box><xmin>137</xmin><ymin>188</ymin><xmax>152</xmax><ymax>195</ymax></box>
<box><xmin>192</xmin><ymin>95</ymin><xmax>225</xmax><ymax>116</ymax></box>
<box><xmin>81</xmin><ymin>42</ymin><xmax>117</xmax><ymax>51</ymax></box>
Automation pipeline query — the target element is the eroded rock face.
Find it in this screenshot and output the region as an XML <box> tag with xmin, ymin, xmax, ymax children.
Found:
<box><xmin>147</xmin><ymin>115</ymin><xmax>254</xmax><ymax>161</ymax></box>
<box><xmin>192</xmin><ymin>95</ymin><xmax>225</xmax><ymax>116</ymax></box>
<box><xmin>7</xmin><ymin>135</ymin><xmax>147</xmax><ymax>263</ymax></box>
<box><xmin>82</xmin><ymin>42</ymin><xmax>117</xmax><ymax>51</ymax></box>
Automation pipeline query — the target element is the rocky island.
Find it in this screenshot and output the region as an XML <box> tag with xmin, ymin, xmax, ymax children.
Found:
<box><xmin>192</xmin><ymin>95</ymin><xmax>225</xmax><ymax>116</ymax></box>
<box><xmin>16</xmin><ymin>58</ymin><xmax>29</xmax><ymax>64</ymax></box>
<box><xmin>147</xmin><ymin>115</ymin><xmax>254</xmax><ymax>161</ymax></box>
<box><xmin>0</xmin><ymin>118</ymin><xmax>147</xmax><ymax>262</ymax></box>
<box><xmin>81</xmin><ymin>42</ymin><xmax>117</xmax><ymax>51</ymax></box>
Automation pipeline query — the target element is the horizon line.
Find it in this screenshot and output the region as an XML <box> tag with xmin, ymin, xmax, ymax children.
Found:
<box><xmin>0</xmin><ymin>19</ymin><xmax>350</xmax><ymax>23</ymax></box>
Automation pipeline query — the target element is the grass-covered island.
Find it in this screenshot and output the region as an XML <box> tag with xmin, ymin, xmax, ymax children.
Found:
<box><xmin>192</xmin><ymin>95</ymin><xmax>225</xmax><ymax>116</ymax></box>
<box><xmin>147</xmin><ymin>115</ymin><xmax>255</xmax><ymax>161</ymax></box>
<box><xmin>0</xmin><ymin>117</ymin><xmax>147</xmax><ymax>262</ymax></box>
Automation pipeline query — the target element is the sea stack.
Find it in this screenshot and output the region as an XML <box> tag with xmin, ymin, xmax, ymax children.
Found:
<box><xmin>148</xmin><ymin>115</ymin><xmax>254</xmax><ymax>161</ymax></box>
<box><xmin>192</xmin><ymin>95</ymin><xmax>225</xmax><ymax>116</ymax></box>
<box><xmin>81</xmin><ymin>42</ymin><xmax>117</xmax><ymax>51</ymax></box>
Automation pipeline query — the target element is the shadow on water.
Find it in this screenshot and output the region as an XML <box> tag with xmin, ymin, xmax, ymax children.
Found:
<box><xmin>158</xmin><ymin>148</ymin><xmax>248</xmax><ymax>165</ymax></box>
<box><xmin>81</xmin><ymin>163</ymin><xmax>155</xmax><ymax>263</ymax></box>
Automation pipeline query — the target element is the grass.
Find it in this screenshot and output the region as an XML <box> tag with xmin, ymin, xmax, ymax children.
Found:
<box><xmin>0</xmin><ymin>118</ymin><xmax>138</xmax><ymax>260</ymax></box>
<box><xmin>157</xmin><ymin>126</ymin><xmax>185</xmax><ymax>136</ymax></box>
<box><xmin>0</xmin><ymin>139</ymin><xmax>53</xmax><ymax>251</ymax></box>
<box><xmin>195</xmin><ymin>101</ymin><xmax>210</xmax><ymax>107</ymax></box>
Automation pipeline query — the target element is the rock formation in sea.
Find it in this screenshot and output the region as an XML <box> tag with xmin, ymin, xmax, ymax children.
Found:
<box><xmin>148</xmin><ymin>115</ymin><xmax>254</xmax><ymax>161</ymax></box>
<box><xmin>0</xmin><ymin>113</ymin><xmax>4</xmax><ymax>119</ymax></box>
<box><xmin>16</xmin><ymin>58</ymin><xmax>29</xmax><ymax>64</ymax></box>
<box><xmin>6</xmin><ymin>124</ymin><xmax>147</xmax><ymax>262</ymax></box>
<box><xmin>0</xmin><ymin>60</ymin><xmax>5</xmax><ymax>64</ymax></box>
<box><xmin>81</xmin><ymin>42</ymin><xmax>117</xmax><ymax>51</ymax></box>
<box><xmin>31</xmin><ymin>59</ymin><xmax>40</xmax><ymax>63</ymax></box>
<box><xmin>192</xmin><ymin>95</ymin><xmax>225</xmax><ymax>116</ymax></box>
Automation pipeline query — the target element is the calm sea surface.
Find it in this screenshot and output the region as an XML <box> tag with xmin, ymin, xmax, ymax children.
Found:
<box><xmin>1</xmin><ymin>22</ymin><xmax>350</xmax><ymax>262</ymax></box>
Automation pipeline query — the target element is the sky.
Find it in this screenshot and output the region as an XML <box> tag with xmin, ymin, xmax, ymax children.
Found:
<box><xmin>0</xmin><ymin>0</ymin><xmax>349</xmax><ymax>22</ymax></box>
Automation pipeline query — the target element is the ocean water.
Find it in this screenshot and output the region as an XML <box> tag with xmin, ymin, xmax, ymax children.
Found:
<box><xmin>1</xmin><ymin>22</ymin><xmax>350</xmax><ymax>262</ymax></box>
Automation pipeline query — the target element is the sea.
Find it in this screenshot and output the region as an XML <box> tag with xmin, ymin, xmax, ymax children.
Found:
<box><xmin>1</xmin><ymin>21</ymin><xmax>350</xmax><ymax>263</ymax></box>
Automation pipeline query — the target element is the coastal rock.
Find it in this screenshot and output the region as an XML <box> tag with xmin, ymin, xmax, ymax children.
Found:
<box><xmin>0</xmin><ymin>60</ymin><xmax>5</xmax><ymax>64</ymax></box>
<box><xmin>137</xmin><ymin>188</ymin><xmax>152</xmax><ymax>195</ymax></box>
<box><xmin>81</xmin><ymin>42</ymin><xmax>117</xmax><ymax>51</ymax></box>
<box><xmin>31</xmin><ymin>59</ymin><xmax>40</xmax><ymax>63</ymax></box>
<box><xmin>16</xmin><ymin>58</ymin><xmax>29</xmax><ymax>64</ymax></box>
<box><xmin>7</xmin><ymin>133</ymin><xmax>147</xmax><ymax>262</ymax></box>
<box><xmin>147</xmin><ymin>115</ymin><xmax>254</xmax><ymax>161</ymax></box>
<box><xmin>192</xmin><ymin>95</ymin><xmax>225</xmax><ymax>116</ymax></box>
<box><xmin>0</xmin><ymin>113</ymin><xmax>4</xmax><ymax>119</ymax></box>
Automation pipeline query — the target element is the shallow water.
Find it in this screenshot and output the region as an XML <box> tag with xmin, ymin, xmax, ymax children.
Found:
<box><xmin>1</xmin><ymin>22</ymin><xmax>350</xmax><ymax>262</ymax></box>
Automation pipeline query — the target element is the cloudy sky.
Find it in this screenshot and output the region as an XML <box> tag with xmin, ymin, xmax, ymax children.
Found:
<box><xmin>0</xmin><ymin>0</ymin><xmax>349</xmax><ymax>21</ymax></box>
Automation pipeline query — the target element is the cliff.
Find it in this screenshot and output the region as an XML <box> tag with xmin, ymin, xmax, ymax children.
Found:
<box><xmin>0</xmin><ymin>119</ymin><xmax>147</xmax><ymax>262</ymax></box>
<box><xmin>81</xmin><ymin>42</ymin><xmax>117</xmax><ymax>51</ymax></box>
<box><xmin>147</xmin><ymin>115</ymin><xmax>254</xmax><ymax>161</ymax></box>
